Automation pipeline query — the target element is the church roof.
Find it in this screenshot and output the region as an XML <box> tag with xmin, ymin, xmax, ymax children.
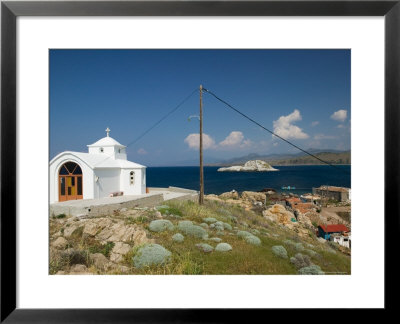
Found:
<box><xmin>50</xmin><ymin>151</ymin><xmax>145</xmax><ymax>169</ymax></box>
<box><xmin>87</xmin><ymin>136</ymin><xmax>126</xmax><ymax>148</ymax></box>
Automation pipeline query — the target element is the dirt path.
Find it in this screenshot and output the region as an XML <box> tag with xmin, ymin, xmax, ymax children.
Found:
<box><xmin>320</xmin><ymin>206</ymin><xmax>351</xmax><ymax>226</ymax></box>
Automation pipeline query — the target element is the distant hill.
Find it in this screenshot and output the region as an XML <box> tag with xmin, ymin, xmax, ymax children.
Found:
<box><xmin>207</xmin><ymin>150</ymin><xmax>351</xmax><ymax>166</ymax></box>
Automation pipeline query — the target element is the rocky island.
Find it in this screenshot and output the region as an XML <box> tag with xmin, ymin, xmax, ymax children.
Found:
<box><xmin>217</xmin><ymin>160</ymin><xmax>278</xmax><ymax>172</ymax></box>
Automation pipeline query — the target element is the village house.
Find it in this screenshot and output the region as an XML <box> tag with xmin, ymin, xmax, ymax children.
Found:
<box><xmin>331</xmin><ymin>233</ymin><xmax>351</xmax><ymax>248</ymax></box>
<box><xmin>312</xmin><ymin>185</ymin><xmax>351</xmax><ymax>202</ymax></box>
<box><xmin>49</xmin><ymin>128</ymin><xmax>146</xmax><ymax>203</ymax></box>
<box><xmin>318</xmin><ymin>224</ymin><xmax>350</xmax><ymax>240</ymax></box>
<box><xmin>285</xmin><ymin>197</ymin><xmax>316</xmax><ymax>219</ymax></box>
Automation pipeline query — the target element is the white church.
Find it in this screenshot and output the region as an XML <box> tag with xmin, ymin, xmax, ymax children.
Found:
<box><xmin>49</xmin><ymin>128</ymin><xmax>146</xmax><ymax>203</ymax></box>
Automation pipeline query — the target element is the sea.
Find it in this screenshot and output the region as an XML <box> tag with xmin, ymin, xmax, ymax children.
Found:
<box><xmin>146</xmin><ymin>165</ymin><xmax>351</xmax><ymax>195</ymax></box>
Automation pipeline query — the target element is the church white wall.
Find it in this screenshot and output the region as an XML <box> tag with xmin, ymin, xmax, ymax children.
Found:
<box><xmin>94</xmin><ymin>169</ymin><xmax>121</xmax><ymax>198</ymax></box>
<box><xmin>120</xmin><ymin>168</ymin><xmax>146</xmax><ymax>195</ymax></box>
<box><xmin>49</xmin><ymin>155</ymin><xmax>94</xmax><ymax>203</ymax></box>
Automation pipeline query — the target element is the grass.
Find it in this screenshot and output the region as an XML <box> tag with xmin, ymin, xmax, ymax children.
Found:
<box><xmin>49</xmin><ymin>199</ymin><xmax>351</xmax><ymax>275</ymax></box>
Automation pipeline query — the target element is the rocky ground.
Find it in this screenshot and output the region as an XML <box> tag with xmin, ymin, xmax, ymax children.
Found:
<box><xmin>50</xmin><ymin>191</ymin><xmax>351</xmax><ymax>275</ymax></box>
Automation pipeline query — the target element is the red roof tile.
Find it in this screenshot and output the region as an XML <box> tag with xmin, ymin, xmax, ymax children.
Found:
<box><xmin>319</xmin><ymin>224</ymin><xmax>349</xmax><ymax>233</ymax></box>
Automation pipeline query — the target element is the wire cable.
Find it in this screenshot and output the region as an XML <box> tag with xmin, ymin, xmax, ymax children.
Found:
<box><xmin>203</xmin><ymin>88</ymin><xmax>350</xmax><ymax>175</ymax></box>
<box><xmin>93</xmin><ymin>88</ymin><xmax>198</xmax><ymax>167</ymax></box>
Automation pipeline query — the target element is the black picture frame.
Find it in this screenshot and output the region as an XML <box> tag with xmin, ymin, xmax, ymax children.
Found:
<box><xmin>1</xmin><ymin>0</ymin><xmax>398</xmax><ymax>321</ymax></box>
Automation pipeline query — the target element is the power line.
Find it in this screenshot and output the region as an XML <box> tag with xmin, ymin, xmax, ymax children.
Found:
<box><xmin>93</xmin><ymin>88</ymin><xmax>198</xmax><ymax>167</ymax></box>
<box><xmin>203</xmin><ymin>88</ymin><xmax>350</xmax><ymax>175</ymax></box>
<box><xmin>125</xmin><ymin>88</ymin><xmax>198</xmax><ymax>148</ymax></box>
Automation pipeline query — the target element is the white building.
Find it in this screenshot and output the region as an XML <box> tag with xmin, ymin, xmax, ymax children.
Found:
<box><xmin>332</xmin><ymin>234</ymin><xmax>351</xmax><ymax>248</ymax></box>
<box><xmin>49</xmin><ymin>128</ymin><xmax>146</xmax><ymax>203</ymax></box>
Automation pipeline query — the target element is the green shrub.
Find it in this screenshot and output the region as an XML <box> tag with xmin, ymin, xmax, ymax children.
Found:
<box><xmin>298</xmin><ymin>265</ymin><xmax>324</xmax><ymax>275</ymax></box>
<box><xmin>148</xmin><ymin>220</ymin><xmax>174</xmax><ymax>232</ymax></box>
<box><xmin>55</xmin><ymin>213</ymin><xmax>66</xmax><ymax>219</ymax></box>
<box><xmin>245</xmin><ymin>235</ymin><xmax>261</xmax><ymax>246</ymax></box>
<box><xmin>215</xmin><ymin>243</ymin><xmax>232</xmax><ymax>252</ymax></box>
<box><xmin>195</xmin><ymin>243</ymin><xmax>214</xmax><ymax>253</ymax></box>
<box><xmin>172</xmin><ymin>233</ymin><xmax>184</xmax><ymax>243</ymax></box>
<box><xmin>178</xmin><ymin>221</ymin><xmax>208</xmax><ymax>239</ymax></box>
<box><xmin>290</xmin><ymin>253</ymin><xmax>312</xmax><ymax>269</ymax></box>
<box><xmin>88</xmin><ymin>242</ymin><xmax>115</xmax><ymax>257</ymax></box>
<box><xmin>272</xmin><ymin>245</ymin><xmax>288</xmax><ymax>259</ymax></box>
<box><xmin>132</xmin><ymin>244</ymin><xmax>172</xmax><ymax>269</ymax></box>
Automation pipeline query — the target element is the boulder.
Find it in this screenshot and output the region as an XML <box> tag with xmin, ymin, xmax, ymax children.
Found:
<box><xmin>112</xmin><ymin>242</ymin><xmax>131</xmax><ymax>255</ymax></box>
<box><xmin>51</xmin><ymin>237</ymin><xmax>68</xmax><ymax>250</ymax></box>
<box><xmin>263</xmin><ymin>204</ymin><xmax>294</xmax><ymax>224</ymax></box>
<box><xmin>148</xmin><ymin>220</ymin><xmax>174</xmax><ymax>232</ymax></box>
<box><xmin>272</xmin><ymin>245</ymin><xmax>288</xmax><ymax>259</ymax></box>
<box><xmin>110</xmin><ymin>252</ymin><xmax>123</xmax><ymax>263</ymax></box>
<box><xmin>90</xmin><ymin>253</ymin><xmax>112</xmax><ymax>271</ymax></box>
<box><xmin>96</xmin><ymin>223</ymin><xmax>149</xmax><ymax>245</ymax></box>
<box><xmin>132</xmin><ymin>244</ymin><xmax>172</xmax><ymax>269</ymax></box>
<box><xmin>215</xmin><ymin>243</ymin><xmax>232</xmax><ymax>252</ymax></box>
<box><xmin>70</xmin><ymin>264</ymin><xmax>87</xmax><ymax>273</ymax></box>
<box><xmin>219</xmin><ymin>190</ymin><xmax>239</xmax><ymax>200</ymax></box>
<box><xmin>241</xmin><ymin>191</ymin><xmax>267</xmax><ymax>203</ymax></box>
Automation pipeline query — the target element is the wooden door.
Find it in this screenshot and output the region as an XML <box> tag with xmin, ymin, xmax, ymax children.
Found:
<box><xmin>58</xmin><ymin>162</ymin><xmax>83</xmax><ymax>202</ymax></box>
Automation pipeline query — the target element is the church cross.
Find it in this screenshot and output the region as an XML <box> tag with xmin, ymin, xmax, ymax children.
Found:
<box><xmin>105</xmin><ymin>127</ymin><xmax>110</xmax><ymax>137</ymax></box>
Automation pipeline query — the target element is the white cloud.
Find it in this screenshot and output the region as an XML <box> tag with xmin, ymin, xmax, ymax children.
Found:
<box><xmin>273</xmin><ymin>109</ymin><xmax>309</xmax><ymax>140</ymax></box>
<box><xmin>331</xmin><ymin>109</ymin><xmax>347</xmax><ymax>122</ymax></box>
<box><xmin>337</xmin><ymin>124</ymin><xmax>345</xmax><ymax>129</ymax></box>
<box><xmin>137</xmin><ymin>148</ymin><xmax>148</xmax><ymax>155</ymax></box>
<box><xmin>184</xmin><ymin>133</ymin><xmax>216</xmax><ymax>150</ymax></box>
<box><xmin>313</xmin><ymin>134</ymin><xmax>336</xmax><ymax>140</ymax></box>
<box><xmin>311</xmin><ymin>121</ymin><xmax>319</xmax><ymax>127</ymax></box>
<box><xmin>219</xmin><ymin>131</ymin><xmax>252</xmax><ymax>148</ymax></box>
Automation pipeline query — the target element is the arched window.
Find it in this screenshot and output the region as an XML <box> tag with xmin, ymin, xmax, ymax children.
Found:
<box><xmin>58</xmin><ymin>161</ymin><xmax>83</xmax><ymax>201</ymax></box>
<box><xmin>100</xmin><ymin>147</ymin><xmax>104</xmax><ymax>153</ymax></box>
<box><xmin>130</xmin><ymin>171</ymin><xmax>135</xmax><ymax>185</ymax></box>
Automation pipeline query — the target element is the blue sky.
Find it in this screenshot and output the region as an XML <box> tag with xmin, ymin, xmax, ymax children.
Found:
<box><xmin>50</xmin><ymin>49</ymin><xmax>350</xmax><ymax>166</ymax></box>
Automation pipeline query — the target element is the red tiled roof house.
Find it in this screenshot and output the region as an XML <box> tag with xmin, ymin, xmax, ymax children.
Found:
<box><xmin>318</xmin><ymin>224</ymin><xmax>350</xmax><ymax>240</ymax></box>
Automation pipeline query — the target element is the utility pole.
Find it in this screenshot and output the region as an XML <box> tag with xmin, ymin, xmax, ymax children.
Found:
<box><xmin>199</xmin><ymin>85</ymin><xmax>204</xmax><ymax>205</ymax></box>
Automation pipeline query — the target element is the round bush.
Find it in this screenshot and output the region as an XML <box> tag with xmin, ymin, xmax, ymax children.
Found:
<box><xmin>209</xmin><ymin>237</ymin><xmax>222</xmax><ymax>243</ymax></box>
<box><xmin>298</xmin><ymin>265</ymin><xmax>325</xmax><ymax>275</ymax></box>
<box><xmin>215</xmin><ymin>243</ymin><xmax>232</xmax><ymax>252</ymax></box>
<box><xmin>132</xmin><ymin>244</ymin><xmax>172</xmax><ymax>269</ymax></box>
<box><xmin>245</xmin><ymin>235</ymin><xmax>261</xmax><ymax>246</ymax></box>
<box><xmin>148</xmin><ymin>220</ymin><xmax>174</xmax><ymax>232</ymax></box>
<box><xmin>294</xmin><ymin>243</ymin><xmax>305</xmax><ymax>251</ymax></box>
<box><xmin>199</xmin><ymin>223</ymin><xmax>209</xmax><ymax>229</ymax></box>
<box><xmin>178</xmin><ymin>221</ymin><xmax>208</xmax><ymax>239</ymax></box>
<box><xmin>196</xmin><ymin>243</ymin><xmax>214</xmax><ymax>253</ymax></box>
<box><xmin>203</xmin><ymin>217</ymin><xmax>217</xmax><ymax>224</ymax></box>
<box><xmin>305</xmin><ymin>249</ymin><xmax>319</xmax><ymax>258</ymax></box>
<box><xmin>290</xmin><ymin>253</ymin><xmax>312</xmax><ymax>269</ymax></box>
<box><xmin>272</xmin><ymin>245</ymin><xmax>288</xmax><ymax>259</ymax></box>
<box><xmin>237</xmin><ymin>231</ymin><xmax>252</xmax><ymax>238</ymax></box>
<box><xmin>223</xmin><ymin>223</ymin><xmax>232</xmax><ymax>231</ymax></box>
<box><xmin>172</xmin><ymin>233</ymin><xmax>184</xmax><ymax>243</ymax></box>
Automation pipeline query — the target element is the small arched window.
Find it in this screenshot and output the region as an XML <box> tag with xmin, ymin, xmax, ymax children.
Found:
<box><xmin>100</xmin><ymin>147</ymin><xmax>104</xmax><ymax>153</ymax></box>
<box><xmin>130</xmin><ymin>171</ymin><xmax>135</xmax><ymax>185</ymax></box>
